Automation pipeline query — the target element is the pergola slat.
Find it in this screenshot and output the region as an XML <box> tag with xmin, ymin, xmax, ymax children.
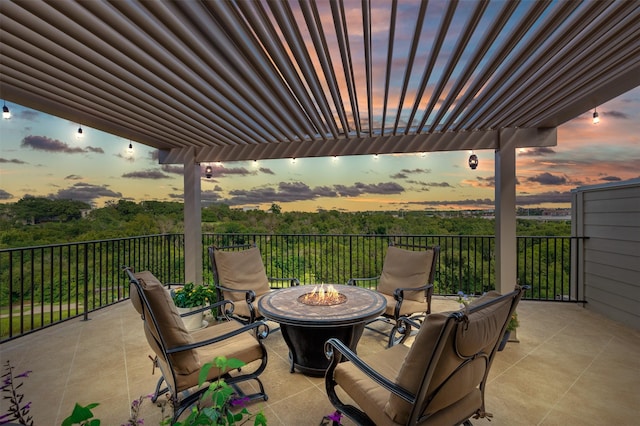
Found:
<box><xmin>0</xmin><ymin>0</ymin><xmax>637</xmax><ymax>162</ymax></box>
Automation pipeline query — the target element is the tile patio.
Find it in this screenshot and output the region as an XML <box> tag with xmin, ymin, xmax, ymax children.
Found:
<box><xmin>2</xmin><ymin>297</ymin><xmax>639</xmax><ymax>425</ymax></box>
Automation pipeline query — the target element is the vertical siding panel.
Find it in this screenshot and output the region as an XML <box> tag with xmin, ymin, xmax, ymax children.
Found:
<box><xmin>572</xmin><ymin>179</ymin><xmax>640</xmax><ymax>330</ymax></box>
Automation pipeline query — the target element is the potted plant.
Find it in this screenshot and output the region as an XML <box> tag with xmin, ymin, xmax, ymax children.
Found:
<box><xmin>171</xmin><ymin>283</ymin><xmax>217</xmax><ymax>331</ymax></box>
<box><xmin>456</xmin><ymin>291</ymin><xmax>474</xmax><ymax>308</ymax></box>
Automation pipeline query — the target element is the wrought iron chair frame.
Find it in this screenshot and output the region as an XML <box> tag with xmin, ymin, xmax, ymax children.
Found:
<box><xmin>209</xmin><ymin>243</ymin><xmax>300</xmax><ymax>326</ymax></box>
<box><xmin>124</xmin><ymin>267</ymin><xmax>269</xmax><ymax>423</ymax></box>
<box><xmin>324</xmin><ymin>286</ymin><xmax>525</xmax><ymax>426</ymax></box>
<box><xmin>348</xmin><ymin>241</ymin><xmax>440</xmax><ymax>347</ymax></box>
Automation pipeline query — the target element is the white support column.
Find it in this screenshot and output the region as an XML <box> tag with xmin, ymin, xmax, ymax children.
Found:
<box><xmin>183</xmin><ymin>153</ymin><xmax>203</xmax><ymax>285</ymax></box>
<box><xmin>495</xmin><ymin>129</ymin><xmax>517</xmax><ymax>294</ymax></box>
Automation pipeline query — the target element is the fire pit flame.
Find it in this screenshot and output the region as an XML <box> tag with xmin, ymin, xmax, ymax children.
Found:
<box><xmin>298</xmin><ymin>284</ymin><xmax>347</xmax><ymax>306</ymax></box>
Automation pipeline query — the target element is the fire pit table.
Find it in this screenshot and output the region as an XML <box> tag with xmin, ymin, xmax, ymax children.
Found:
<box><xmin>258</xmin><ymin>284</ymin><xmax>386</xmax><ymax>376</ymax></box>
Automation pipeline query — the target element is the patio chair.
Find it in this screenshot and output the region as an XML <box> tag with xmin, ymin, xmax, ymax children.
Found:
<box><xmin>324</xmin><ymin>286</ymin><xmax>525</xmax><ymax>426</ymax></box>
<box><xmin>124</xmin><ymin>267</ymin><xmax>269</xmax><ymax>423</ymax></box>
<box><xmin>348</xmin><ymin>242</ymin><xmax>439</xmax><ymax>347</ymax></box>
<box><xmin>209</xmin><ymin>243</ymin><xmax>300</xmax><ymax>326</ymax></box>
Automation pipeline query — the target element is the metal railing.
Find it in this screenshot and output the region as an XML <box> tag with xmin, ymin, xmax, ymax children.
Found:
<box><xmin>1</xmin><ymin>233</ymin><xmax>572</xmax><ymax>341</ymax></box>
<box><xmin>0</xmin><ymin>235</ymin><xmax>185</xmax><ymax>342</ymax></box>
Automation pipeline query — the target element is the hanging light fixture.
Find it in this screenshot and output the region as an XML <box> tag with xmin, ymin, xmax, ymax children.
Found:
<box><xmin>127</xmin><ymin>142</ymin><xmax>134</xmax><ymax>155</ymax></box>
<box><xmin>2</xmin><ymin>102</ymin><xmax>10</xmax><ymax>119</ymax></box>
<box><xmin>468</xmin><ymin>152</ymin><xmax>479</xmax><ymax>170</ymax></box>
<box><xmin>592</xmin><ymin>107</ymin><xmax>600</xmax><ymax>124</ymax></box>
<box><xmin>205</xmin><ymin>165</ymin><xmax>213</xmax><ymax>178</ymax></box>
<box><xmin>77</xmin><ymin>124</ymin><xmax>84</xmax><ymax>138</ymax></box>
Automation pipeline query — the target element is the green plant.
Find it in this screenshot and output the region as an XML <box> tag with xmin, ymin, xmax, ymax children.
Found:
<box><xmin>1</xmin><ymin>360</ymin><xmax>34</xmax><ymax>426</ymax></box>
<box><xmin>61</xmin><ymin>394</ymin><xmax>150</xmax><ymax>426</ymax></box>
<box><xmin>169</xmin><ymin>356</ymin><xmax>266</xmax><ymax>426</ymax></box>
<box><xmin>171</xmin><ymin>283</ymin><xmax>217</xmax><ymax>308</ymax></box>
<box><xmin>506</xmin><ymin>311</ymin><xmax>519</xmax><ymax>332</ymax></box>
<box><xmin>61</xmin><ymin>402</ymin><xmax>101</xmax><ymax>426</ymax></box>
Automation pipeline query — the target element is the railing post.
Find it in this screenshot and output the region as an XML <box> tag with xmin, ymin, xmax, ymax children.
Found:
<box><xmin>83</xmin><ymin>243</ymin><xmax>89</xmax><ymax>321</ymax></box>
<box><xmin>349</xmin><ymin>235</ymin><xmax>353</xmax><ymax>281</ymax></box>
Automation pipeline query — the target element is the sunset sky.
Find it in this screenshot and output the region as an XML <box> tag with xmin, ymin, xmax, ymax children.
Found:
<box><xmin>1</xmin><ymin>85</ymin><xmax>638</xmax><ymax>213</ymax></box>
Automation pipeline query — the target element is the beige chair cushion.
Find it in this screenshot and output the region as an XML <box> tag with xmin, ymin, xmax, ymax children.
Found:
<box><xmin>385</xmin><ymin>291</ymin><xmax>512</xmax><ymax>423</ymax></box>
<box><xmin>424</xmin><ymin>292</ymin><xmax>510</xmax><ymax>418</ymax></box>
<box><xmin>380</xmin><ymin>294</ymin><xmax>428</xmax><ymax>317</ymax></box>
<box><xmin>457</xmin><ymin>291</ymin><xmax>506</xmax><ymax>357</ymax></box>
<box><xmin>230</xmin><ymin>293</ymin><xmax>268</xmax><ymax>319</ymax></box>
<box><xmin>378</xmin><ymin>246</ymin><xmax>434</xmax><ymax>302</ymax></box>
<box><xmin>384</xmin><ymin>312</ymin><xmax>449</xmax><ymax>423</ymax></box>
<box><xmin>335</xmin><ymin>344</ymin><xmax>410</xmax><ymax>426</ymax></box>
<box><xmin>135</xmin><ymin>271</ymin><xmax>200</xmax><ymax>375</ymax></box>
<box><xmin>173</xmin><ymin>321</ymin><xmax>264</xmax><ymax>393</ymax></box>
<box><xmin>213</xmin><ymin>247</ymin><xmax>270</xmax><ymax>302</ymax></box>
<box><xmin>130</xmin><ymin>270</ymin><xmax>159</xmax><ymax>314</ymax></box>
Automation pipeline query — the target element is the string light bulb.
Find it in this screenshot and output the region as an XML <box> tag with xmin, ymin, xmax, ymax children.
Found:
<box><xmin>77</xmin><ymin>125</ymin><xmax>84</xmax><ymax>138</ymax></box>
<box><xmin>205</xmin><ymin>165</ymin><xmax>213</xmax><ymax>178</ymax></box>
<box><xmin>2</xmin><ymin>102</ymin><xmax>10</xmax><ymax>119</ymax></box>
<box><xmin>127</xmin><ymin>142</ymin><xmax>134</xmax><ymax>155</ymax></box>
<box><xmin>592</xmin><ymin>107</ymin><xmax>600</xmax><ymax>124</ymax></box>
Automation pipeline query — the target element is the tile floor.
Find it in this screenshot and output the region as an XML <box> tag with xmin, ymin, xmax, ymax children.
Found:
<box><xmin>1</xmin><ymin>297</ymin><xmax>639</xmax><ymax>425</ymax></box>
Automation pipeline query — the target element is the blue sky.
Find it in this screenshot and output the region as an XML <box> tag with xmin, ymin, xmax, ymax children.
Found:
<box><xmin>1</xmin><ymin>85</ymin><xmax>638</xmax><ymax>212</ymax></box>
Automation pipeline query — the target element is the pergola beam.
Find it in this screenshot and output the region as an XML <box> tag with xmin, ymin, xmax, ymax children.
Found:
<box><xmin>159</xmin><ymin>128</ymin><xmax>557</xmax><ymax>164</ymax></box>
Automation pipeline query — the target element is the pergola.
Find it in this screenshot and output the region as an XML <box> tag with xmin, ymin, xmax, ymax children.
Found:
<box><xmin>2</xmin><ymin>0</ymin><xmax>639</xmax><ymax>290</ymax></box>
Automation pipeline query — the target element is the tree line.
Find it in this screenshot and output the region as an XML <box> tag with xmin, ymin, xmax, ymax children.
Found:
<box><xmin>0</xmin><ymin>197</ymin><xmax>570</xmax><ymax>249</ymax></box>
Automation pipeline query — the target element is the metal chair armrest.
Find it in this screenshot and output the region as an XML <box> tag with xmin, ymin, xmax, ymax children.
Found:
<box><xmin>392</xmin><ymin>283</ymin><xmax>434</xmax><ymax>300</ymax></box>
<box><xmin>268</xmin><ymin>276</ymin><xmax>301</xmax><ymax>287</ymax></box>
<box><xmin>347</xmin><ymin>276</ymin><xmax>379</xmax><ymax>286</ymax></box>
<box><xmin>324</xmin><ymin>337</ymin><xmax>415</xmax><ymax>404</ymax></box>
<box><xmin>178</xmin><ymin>299</ymin><xmax>233</xmax><ymax>318</ymax></box>
<box><xmin>166</xmin><ymin>317</ymin><xmax>270</xmax><ymax>354</ymax></box>
<box><xmin>215</xmin><ymin>284</ymin><xmax>257</xmax><ymax>303</ymax></box>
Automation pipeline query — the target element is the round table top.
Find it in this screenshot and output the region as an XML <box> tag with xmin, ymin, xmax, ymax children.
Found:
<box><xmin>258</xmin><ymin>284</ymin><xmax>386</xmax><ymax>327</ymax></box>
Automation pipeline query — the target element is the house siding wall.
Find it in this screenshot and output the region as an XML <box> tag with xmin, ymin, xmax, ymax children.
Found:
<box><xmin>572</xmin><ymin>179</ymin><xmax>640</xmax><ymax>330</ymax></box>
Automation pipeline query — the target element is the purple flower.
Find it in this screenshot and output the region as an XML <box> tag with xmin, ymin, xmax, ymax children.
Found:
<box><xmin>229</xmin><ymin>396</ymin><xmax>250</xmax><ymax>407</ymax></box>
<box><xmin>328</xmin><ymin>411</ymin><xmax>342</xmax><ymax>422</ymax></box>
<box><xmin>15</xmin><ymin>370</ymin><xmax>32</xmax><ymax>379</ymax></box>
